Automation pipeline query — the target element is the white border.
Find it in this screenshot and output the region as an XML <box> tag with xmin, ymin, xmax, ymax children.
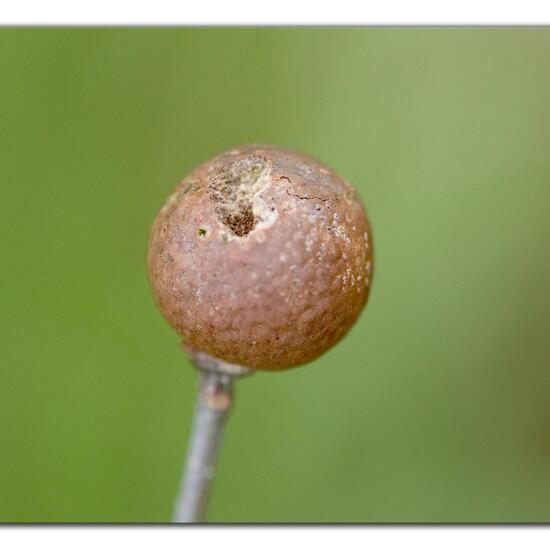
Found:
<box><xmin>1</xmin><ymin>0</ymin><xmax>550</xmax><ymax>25</ymax></box>
<box><xmin>1</xmin><ymin>526</ymin><xmax>549</xmax><ymax>550</ymax></box>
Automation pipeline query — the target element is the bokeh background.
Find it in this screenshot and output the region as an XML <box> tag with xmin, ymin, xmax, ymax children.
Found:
<box><xmin>1</xmin><ymin>28</ymin><xmax>550</xmax><ymax>522</ymax></box>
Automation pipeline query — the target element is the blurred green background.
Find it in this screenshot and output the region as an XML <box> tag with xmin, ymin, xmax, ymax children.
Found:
<box><xmin>1</xmin><ymin>28</ymin><xmax>550</xmax><ymax>523</ymax></box>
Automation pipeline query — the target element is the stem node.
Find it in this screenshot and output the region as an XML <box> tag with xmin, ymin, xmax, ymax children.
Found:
<box><xmin>173</xmin><ymin>346</ymin><xmax>253</xmax><ymax>523</ymax></box>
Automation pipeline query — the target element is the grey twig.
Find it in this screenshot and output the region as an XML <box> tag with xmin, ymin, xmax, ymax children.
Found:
<box><xmin>173</xmin><ymin>347</ymin><xmax>253</xmax><ymax>523</ymax></box>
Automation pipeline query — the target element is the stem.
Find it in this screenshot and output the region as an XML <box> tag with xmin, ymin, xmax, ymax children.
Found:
<box><xmin>173</xmin><ymin>348</ymin><xmax>252</xmax><ymax>523</ymax></box>
<box><xmin>173</xmin><ymin>369</ymin><xmax>232</xmax><ymax>523</ymax></box>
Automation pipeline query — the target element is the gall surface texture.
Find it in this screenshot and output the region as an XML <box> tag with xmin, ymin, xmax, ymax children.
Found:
<box><xmin>148</xmin><ymin>145</ymin><xmax>373</xmax><ymax>371</ymax></box>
